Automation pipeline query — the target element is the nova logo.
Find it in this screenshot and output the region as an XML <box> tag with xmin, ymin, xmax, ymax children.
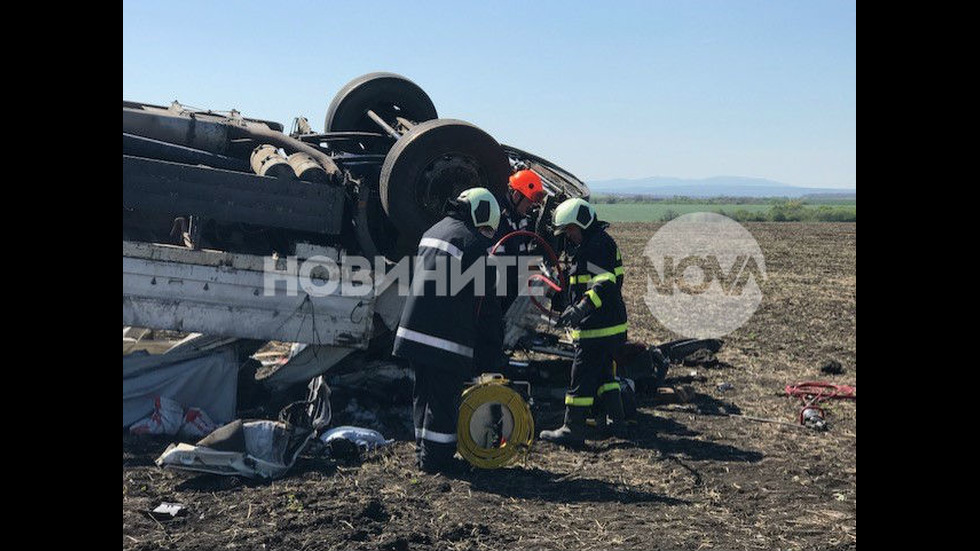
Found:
<box><xmin>649</xmin><ymin>255</ymin><xmax>766</xmax><ymax>296</ymax></box>
<box><xmin>644</xmin><ymin>213</ymin><xmax>767</xmax><ymax>338</ymax></box>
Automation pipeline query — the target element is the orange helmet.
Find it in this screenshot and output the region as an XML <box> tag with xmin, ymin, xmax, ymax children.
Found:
<box><xmin>508</xmin><ymin>170</ymin><xmax>546</xmax><ymax>204</ymax></box>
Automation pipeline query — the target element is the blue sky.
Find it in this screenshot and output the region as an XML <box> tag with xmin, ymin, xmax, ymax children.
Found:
<box><xmin>123</xmin><ymin>1</ymin><xmax>856</xmax><ymax>189</ymax></box>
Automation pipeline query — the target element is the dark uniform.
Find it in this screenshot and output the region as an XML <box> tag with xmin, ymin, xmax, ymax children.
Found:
<box><xmin>562</xmin><ymin>222</ymin><xmax>627</xmax><ymax>418</ymax></box>
<box><xmin>470</xmin><ymin>196</ymin><xmax>541</xmax><ymax>376</ymax></box>
<box><xmin>392</xmin><ymin>213</ymin><xmax>502</xmax><ymax>472</ymax></box>
<box><xmin>488</xmin><ymin>206</ymin><xmax>535</xmax><ymax>311</ymax></box>
<box><xmin>494</xmin><ymin>207</ymin><xmax>533</xmax><ymax>252</ymax></box>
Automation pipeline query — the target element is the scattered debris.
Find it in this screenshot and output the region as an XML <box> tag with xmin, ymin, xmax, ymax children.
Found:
<box><xmin>123</xmin><ymin>327</ymin><xmax>189</xmax><ymax>355</ymax></box>
<box><xmin>785</xmin><ymin>381</ymin><xmax>856</xmax><ymax>430</ymax></box>
<box><xmin>819</xmin><ymin>359</ymin><xmax>845</xmax><ymax>375</ymax></box>
<box><xmin>156</xmin><ymin>378</ymin><xmax>332</xmax><ymax>479</ymax></box>
<box><xmin>652</xmin><ymin>385</ymin><xmax>695</xmax><ymax>405</ymax></box>
<box><xmin>156</xmin><ymin>419</ymin><xmax>316</xmax><ymax>479</ymax></box>
<box><xmin>658</xmin><ymin>338</ymin><xmax>724</xmax><ymax>363</ymax></box>
<box><xmin>147</xmin><ymin>502</ymin><xmax>187</xmax><ymax>521</ymax></box>
<box><xmin>322</xmin><ymin>437</ymin><xmax>361</xmax><ymax>461</ymax></box>
<box><xmin>801</xmin><ymin>407</ymin><xmax>828</xmax><ymax>431</ymax></box>
<box><xmin>320</xmin><ymin>426</ymin><xmax>394</xmax><ymax>458</ymax></box>
<box><xmin>682</xmin><ymin>348</ymin><xmax>732</xmax><ymax>369</ymax></box>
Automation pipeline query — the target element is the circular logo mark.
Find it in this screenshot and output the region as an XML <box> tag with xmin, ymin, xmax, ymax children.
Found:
<box><xmin>643</xmin><ymin>212</ymin><xmax>766</xmax><ymax>338</ymax></box>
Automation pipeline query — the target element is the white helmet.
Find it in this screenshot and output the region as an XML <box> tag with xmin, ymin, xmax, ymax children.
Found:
<box><xmin>553</xmin><ymin>197</ymin><xmax>596</xmax><ymax>234</ymax></box>
<box><xmin>456</xmin><ymin>187</ymin><xmax>501</xmax><ymax>232</ymax></box>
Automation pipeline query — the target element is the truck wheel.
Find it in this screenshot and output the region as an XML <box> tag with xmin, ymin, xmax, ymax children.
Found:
<box><xmin>380</xmin><ymin>119</ymin><xmax>510</xmax><ymax>252</ymax></box>
<box><xmin>325</xmin><ymin>72</ymin><xmax>437</xmax><ymax>133</ymax></box>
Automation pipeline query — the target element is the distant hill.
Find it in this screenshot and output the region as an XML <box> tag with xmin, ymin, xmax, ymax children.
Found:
<box><xmin>587</xmin><ymin>176</ymin><xmax>855</xmax><ymax>199</ymax></box>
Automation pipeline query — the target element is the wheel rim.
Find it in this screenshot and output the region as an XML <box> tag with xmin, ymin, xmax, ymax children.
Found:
<box><xmin>325</xmin><ymin>73</ymin><xmax>437</xmax><ymax>133</ymax></box>
<box><xmin>414</xmin><ymin>153</ymin><xmax>489</xmax><ymax>224</ymax></box>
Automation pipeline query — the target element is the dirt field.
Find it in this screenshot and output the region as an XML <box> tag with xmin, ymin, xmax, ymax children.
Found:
<box><xmin>123</xmin><ymin>222</ymin><xmax>856</xmax><ymax>550</ymax></box>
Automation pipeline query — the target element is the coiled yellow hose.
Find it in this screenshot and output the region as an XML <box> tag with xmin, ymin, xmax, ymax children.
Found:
<box><xmin>457</xmin><ymin>374</ymin><xmax>535</xmax><ymax>469</ymax></box>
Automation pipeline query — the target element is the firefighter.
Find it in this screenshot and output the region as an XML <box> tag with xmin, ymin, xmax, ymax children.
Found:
<box><xmin>539</xmin><ymin>198</ymin><xmax>628</xmax><ymax>447</ymax></box>
<box><xmin>392</xmin><ymin>187</ymin><xmax>504</xmax><ymax>473</ymax></box>
<box><xmin>490</xmin><ymin>169</ymin><xmax>547</xmax><ymax>309</ymax></box>
<box><xmin>498</xmin><ymin>169</ymin><xmax>546</xmax><ymax>246</ymax></box>
<box><xmin>470</xmin><ymin>170</ymin><xmax>548</xmax><ymax>374</ymax></box>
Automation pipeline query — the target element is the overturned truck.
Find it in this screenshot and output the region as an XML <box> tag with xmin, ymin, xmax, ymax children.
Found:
<box><xmin>123</xmin><ymin>73</ymin><xmax>708</xmax><ymax>445</ymax></box>
<box><xmin>123</xmin><ymin>73</ymin><xmax>595</xmax><ymax>393</ymax></box>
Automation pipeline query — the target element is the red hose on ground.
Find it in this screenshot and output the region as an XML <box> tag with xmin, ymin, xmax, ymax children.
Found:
<box><xmin>785</xmin><ymin>382</ymin><xmax>856</xmax><ymax>401</ymax></box>
<box><xmin>785</xmin><ymin>382</ymin><xmax>856</xmax><ymax>425</ymax></box>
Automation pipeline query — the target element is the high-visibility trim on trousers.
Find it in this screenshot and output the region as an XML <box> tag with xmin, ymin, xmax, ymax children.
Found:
<box><xmin>570</xmin><ymin>322</ymin><xmax>628</xmax><ymax>340</ymax></box>
<box><xmin>396</xmin><ymin>327</ymin><xmax>474</xmax><ymax>357</ymax></box>
<box><xmin>597</xmin><ymin>381</ymin><xmax>621</xmax><ymax>396</ymax></box>
<box><xmin>565</xmin><ymin>395</ymin><xmax>595</xmax><ymax>406</ymax></box>
<box><xmin>418</xmin><ymin>237</ymin><xmax>464</xmax><ymax>259</ymax></box>
<box><xmin>415</xmin><ymin>428</ymin><xmax>458</xmax><ymax>443</ymax></box>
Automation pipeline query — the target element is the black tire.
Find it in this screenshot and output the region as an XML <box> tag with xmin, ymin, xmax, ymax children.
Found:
<box><xmin>325</xmin><ymin>72</ymin><xmax>438</xmax><ymax>133</ymax></box>
<box><xmin>660</xmin><ymin>338</ymin><xmax>724</xmax><ymax>363</ymax></box>
<box><xmin>379</xmin><ymin>119</ymin><xmax>510</xmax><ymax>252</ymax></box>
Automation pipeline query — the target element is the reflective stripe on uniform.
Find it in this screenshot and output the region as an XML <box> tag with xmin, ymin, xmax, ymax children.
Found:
<box><xmin>597</xmin><ymin>381</ymin><xmax>621</xmax><ymax>396</ymax></box>
<box><xmin>592</xmin><ymin>272</ymin><xmax>616</xmax><ymax>285</ymax></box>
<box><xmin>415</xmin><ymin>427</ymin><xmax>458</xmax><ymax>443</ymax></box>
<box><xmin>565</xmin><ymin>395</ymin><xmax>595</xmax><ymax>406</ymax></box>
<box><xmin>571</xmin><ymin>271</ymin><xmax>618</xmax><ymax>285</ymax></box>
<box><xmin>419</xmin><ymin>237</ymin><xmax>463</xmax><ymax>259</ymax></box>
<box><xmin>396</xmin><ymin>327</ymin><xmax>474</xmax><ymax>357</ymax></box>
<box><xmin>570</xmin><ymin>322</ymin><xmax>628</xmax><ymax>340</ymax></box>
<box><xmin>586</xmin><ymin>289</ymin><xmax>602</xmax><ymax>308</ymax></box>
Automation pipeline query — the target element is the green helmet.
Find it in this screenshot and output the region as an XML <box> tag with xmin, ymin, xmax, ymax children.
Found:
<box><xmin>456</xmin><ymin>187</ymin><xmax>501</xmax><ymax>231</ymax></box>
<box><xmin>553</xmin><ymin>198</ymin><xmax>596</xmax><ymax>234</ymax></box>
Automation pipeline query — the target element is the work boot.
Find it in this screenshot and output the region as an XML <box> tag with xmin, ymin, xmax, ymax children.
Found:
<box><xmin>599</xmin><ymin>389</ymin><xmax>631</xmax><ymax>439</ymax></box>
<box><xmin>420</xmin><ymin>456</ymin><xmax>472</xmax><ymax>478</ymax></box>
<box><xmin>539</xmin><ymin>407</ymin><xmax>587</xmax><ymax>447</ymax></box>
<box><xmin>591</xmin><ymin>402</ymin><xmax>617</xmax><ymax>440</ymax></box>
<box><xmin>586</xmin><ymin>401</ymin><xmax>606</xmax><ymax>430</ymax></box>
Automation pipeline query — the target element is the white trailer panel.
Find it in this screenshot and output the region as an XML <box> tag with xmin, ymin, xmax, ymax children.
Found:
<box><xmin>123</xmin><ymin>241</ymin><xmax>374</xmax><ymax>347</ymax></box>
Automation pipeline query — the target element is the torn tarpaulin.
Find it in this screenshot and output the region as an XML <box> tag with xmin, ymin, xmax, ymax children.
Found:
<box><xmin>156</xmin><ymin>419</ymin><xmax>316</xmax><ymax>479</ymax></box>
<box><xmin>155</xmin><ymin>373</ymin><xmax>333</xmax><ymax>479</ymax></box>
<box><xmin>129</xmin><ymin>396</ymin><xmax>219</xmax><ymax>440</ymax></box>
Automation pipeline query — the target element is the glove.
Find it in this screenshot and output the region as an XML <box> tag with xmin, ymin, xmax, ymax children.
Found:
<box><xmin>555</xmin><ymin>297</ymin><xmax>596</xmax><ymax>328</ymax></box>
<box><xmin>550</xmin><ymin>289</ymin><xmax>568</xmax><ymax>310</ymax></box>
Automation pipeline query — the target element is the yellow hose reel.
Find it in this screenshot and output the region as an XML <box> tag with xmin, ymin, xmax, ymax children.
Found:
<box><xmin>457</xmin><ymin>373</ymin><xmax>535</xmax><ymax>469</ymax></box>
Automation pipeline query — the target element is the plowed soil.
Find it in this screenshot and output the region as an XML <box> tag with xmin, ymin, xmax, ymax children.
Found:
<box><xmin>123</xmin><ymin>222</ymin><xmax>856</xmax><ymax>550</ymax></box>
